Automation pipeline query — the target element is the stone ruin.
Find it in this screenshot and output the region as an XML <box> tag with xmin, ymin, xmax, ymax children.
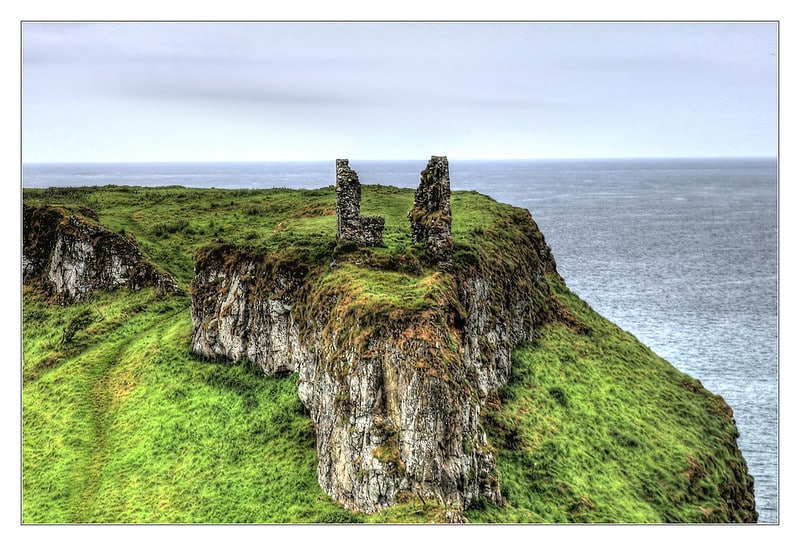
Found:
<box><xmin>335</xmin><ymin>159</ymin><xmax>385</xmax><ymax>247</ymax></box>
<box><xmin>334</xmin><ymin>156</ymin><xmax>454</xmax><ymax>268</ymax></box>
<box><xmin>408</xmin><ymin>155</ymin><xmax>454</xmax><ymax>269</ymax></box>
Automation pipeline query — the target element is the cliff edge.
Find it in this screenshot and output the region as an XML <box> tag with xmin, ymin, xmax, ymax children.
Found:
<box><xmin>188</xmin><ymin>157</ymin><xmax>757</xmax><ymax>520</ymax></box>
<box><xmin>191</xmin><ymin>158</ymin><xmax>558</xmax><ymax>512</ymax></box>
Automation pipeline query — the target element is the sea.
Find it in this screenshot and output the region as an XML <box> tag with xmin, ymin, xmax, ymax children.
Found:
<box><xmin>22</xmin><ymin>158</ymin><xmax>779</xmax><ymax>523</ymax></box>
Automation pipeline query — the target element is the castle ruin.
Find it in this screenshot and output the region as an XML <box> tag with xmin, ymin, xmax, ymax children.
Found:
<box><xmin>334</xmin><ymin>156</ymin><xmax>454</xmax><ymax>268</ymax></box>
<box><xmin>335</xmin><ymin>159</ymin><xmax>385</xmax><ymax>247</ymax></box>
<box><xmin>408</xmin><ymin>156</ymin><xmax>453</xmax><ymax>269</ymax></box>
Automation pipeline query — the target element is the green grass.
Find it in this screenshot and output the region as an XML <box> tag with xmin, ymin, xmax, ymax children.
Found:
<box><xmin>24</xmin><ymin>185</ymin><xmax>340</xmax><ymax>287</ymax></box>
<box><xmin>22</xmin><ymin>185</ymin><xmax>754</xmax><ymax>523</ymax></box>
<box><xmin>22</xmin><ymin>287</ymin><xmax>355</xmax><ymax>523</ymax></box>
<box><xmin>469</xmin><ymin>278</ymin><xmax>755</xmax><ymax>523</ymax></box>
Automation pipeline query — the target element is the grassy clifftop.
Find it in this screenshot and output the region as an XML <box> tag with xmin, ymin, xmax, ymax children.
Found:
<box><xmin>21</xmin><ymin>184</ymin><xmax>756</xmax><ymax>523</ymax></box>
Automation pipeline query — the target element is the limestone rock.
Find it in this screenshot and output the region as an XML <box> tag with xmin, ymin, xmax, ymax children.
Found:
<box><xmin>189</xmin><ymin>205</ymin><xmax>559</xmax><ymax>514</ymax></box>
<box><xmin>296</xmin><ymin>299</ymin><xmax>503</xmax><ymax>513</ymax></box>
<box><xmin>22</xmin><ymin>205</ymin><xmax>183</xmax><ymax>303</ymax></box>
<box><xmin>190</xmin><ymin>246</ymin><xmax>312</xmax><ymax>375</ymax></box>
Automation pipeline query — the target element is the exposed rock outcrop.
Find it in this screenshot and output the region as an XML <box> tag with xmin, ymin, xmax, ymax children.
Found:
<box><xmin>335</xmin><ymin>159</ymin><xmax>385</xmax><ymax>247</ymax></box>
<box><xmin>409</xmin><ymin>156</ymin><xmax>453</xmax><ymax>269</ymax></box>
<box><xmin>190</xmin><ymin>200</ymin><xmax>559</xmax><ymax>513</ymax></box>
<box><xmin>190</xmin><ymin>246</ymin><xmax>312</xmax><ymax>375</ymax></box>
<box><xmin>23</xmin><ymin>204</ymin><xmax>183</xmax><ymax>303</ymax></box>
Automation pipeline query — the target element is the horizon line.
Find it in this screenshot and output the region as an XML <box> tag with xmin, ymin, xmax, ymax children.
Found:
<box><xmin>22</xmin><ymin>155</ymin><xmax>779</xmax><ymax>166</ymax></box>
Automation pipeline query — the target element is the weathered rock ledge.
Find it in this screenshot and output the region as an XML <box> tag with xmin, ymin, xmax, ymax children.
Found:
<box><xmin>23</xmin><ymin>204</ymin><xmax>183</xmax><ymax>303</ymax></box>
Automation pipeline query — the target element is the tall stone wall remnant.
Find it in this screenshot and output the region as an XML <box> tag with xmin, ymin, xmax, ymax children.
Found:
<box><xmin>408</xmin><ymin>155</ymin><xmax>453</xmax><ymax>269</ymax></box>
<box><xmin>335</xmin><ymin>159</ymin><xmax>385</xmax><ymax>247</ymax></box>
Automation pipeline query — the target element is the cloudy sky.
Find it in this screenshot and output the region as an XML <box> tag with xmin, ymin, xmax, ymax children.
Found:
<box><xmin>21</xmin><ymin>21</ymin><xmax>778</xmax><ymax>163</ymax></box>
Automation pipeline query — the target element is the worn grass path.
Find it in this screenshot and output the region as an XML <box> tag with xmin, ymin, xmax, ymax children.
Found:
<box><xmin>76</xmin><ymin>307</ymin><xmax>185</xmax><ymax>521</ymax></box>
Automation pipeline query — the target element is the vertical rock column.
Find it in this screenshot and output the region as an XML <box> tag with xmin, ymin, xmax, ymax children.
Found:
<box><xmin>409</xmin><ymin>156</ymin><xmax>454</xmax><ymax>269</ymax></box>
<box><xmin>335</xmin><ymin>159</ymin><xmax>361</xmax><ymax>241</ymax></box>
<box><xmin>335</xmin><ymin>159</ymin><xmax>385</xmax><ymax>247</ymax></box>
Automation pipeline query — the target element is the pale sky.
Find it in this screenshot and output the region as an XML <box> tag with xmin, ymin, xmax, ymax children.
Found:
<box><xmin>21</xmin><ymin>21</ymin><xmax>778</xmax><ymax>163</ymax></box>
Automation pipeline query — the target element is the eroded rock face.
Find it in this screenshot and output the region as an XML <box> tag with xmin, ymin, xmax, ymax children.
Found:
<box><xmin>335</xmin><ymin>159</ymin><xmax>385</xmax><ymax>247</ymax></box>
<box><xmin>190</xmin><ymin>246</ymin><xmax>312</xmax><ymax>375</ymax></box>
<box><xmin>295</xmin><ymin>298</ymin><xmax>505</xmax><ymax>513</ymax></box>
<box><xmin>22</xmin><ymin>205</ymin><xmax>183</xmax><ymax>303</ymax></box>
<box><xmin>409</xmin><ymin>156</ymin><xmax>453</xmax><ymax>269</ymax></box>
<box><xmin>189</xmin><ymin>206</ymin><xmax>558</xmax><ymax>514</ymax></box>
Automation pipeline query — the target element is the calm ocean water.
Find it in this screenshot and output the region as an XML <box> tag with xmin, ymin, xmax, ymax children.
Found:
<box><xmin>22</xmin><ymin>158</ymin><xmax>779</xmax><ymax>523</ymax></box>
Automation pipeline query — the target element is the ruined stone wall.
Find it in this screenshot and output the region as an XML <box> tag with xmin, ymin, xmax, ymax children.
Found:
<box><xmin>335</xmin><ymin>159</ymin><xmax>385</xmax><ymax>247</ymax></box>
<box><xmin>408</xmin><ymin>156</ymin><xmax>453</xmax><ymax>269</ymax></box>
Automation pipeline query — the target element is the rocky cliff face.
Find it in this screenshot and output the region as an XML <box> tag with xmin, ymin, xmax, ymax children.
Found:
<box><xmin>190</xmin><ymin>205</ymin><xmax>559</xmax><ymax>513</ymax></box>
<box><xmin>23</xmin><ymin>205</ymin><xmax>183</xmax><ymax>303</ymax></box>
<box><xmin>190</xmin><ymin>246</ymin><xmax>313</xmax><ymax>374</ymax></box>
<box><xmin>186</xmin><ymin>158</ymin><xmax>755</xmax><ymax>519</ymax></box>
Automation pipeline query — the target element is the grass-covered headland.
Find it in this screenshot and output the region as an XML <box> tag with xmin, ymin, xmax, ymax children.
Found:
<box><xmin>22</xmin><ymin>184</ymin><xmax>756</xmax><ymax>523</ymax></box>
